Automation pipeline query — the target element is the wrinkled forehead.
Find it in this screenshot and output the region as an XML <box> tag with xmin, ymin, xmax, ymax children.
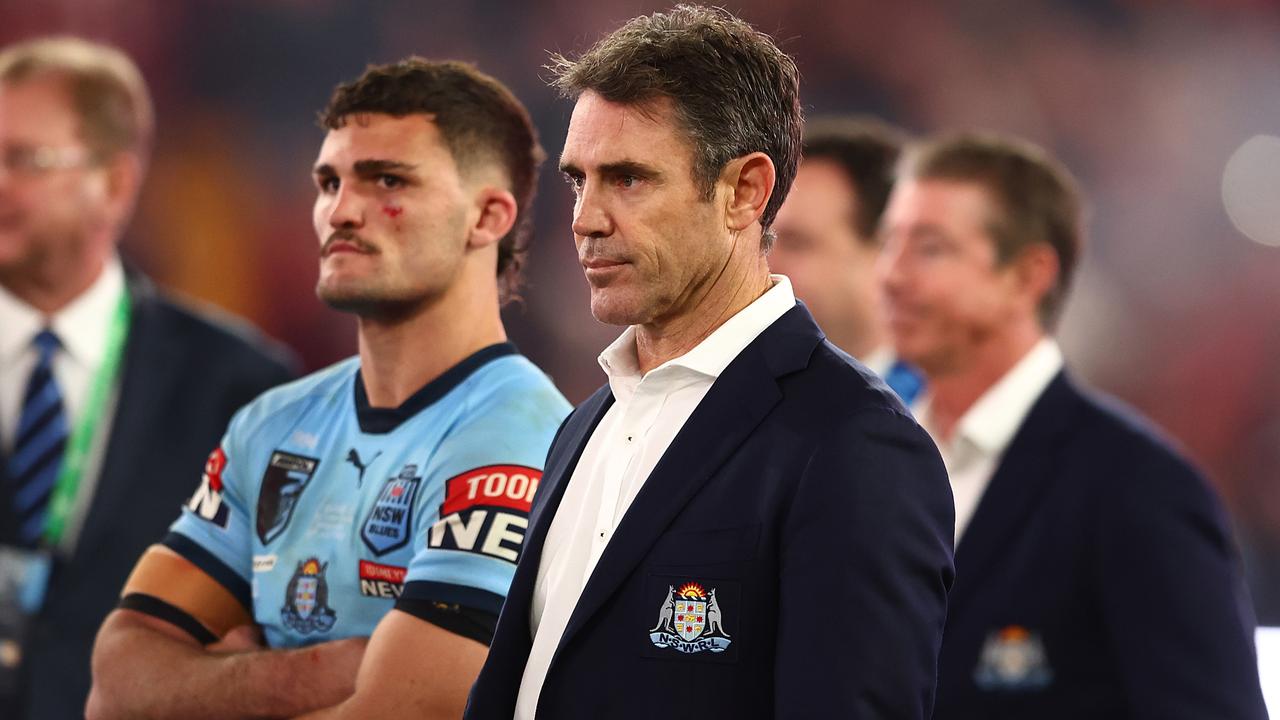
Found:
<box><xmin>315</xmin><ymin>112</ymin><xmax>454</xmax><ymax>171</ymax></box>
<box><xmin>560</xmin><ymin>92</ymin><xmax>693</xmax><ymax>171</ymax></box>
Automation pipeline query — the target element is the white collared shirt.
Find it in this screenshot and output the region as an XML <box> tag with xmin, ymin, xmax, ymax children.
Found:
<box><xmin>859</xmin><ymin>345</ymin><xmax>895</xmax><ymax>378</ymax></box>
<box><xmin>914</xmin><ymin>338</ymin><xmax>1063</xmax><ymax>542</ymax></box>
<box><xmin>514</xmin><ymin>275</ymin><xmax>796</xmax><ymax>720</ymax></box>
<box><xmin>0</xmin><ymin>257</ymin><xmax>125</xmax><ymax>455</ymax></box>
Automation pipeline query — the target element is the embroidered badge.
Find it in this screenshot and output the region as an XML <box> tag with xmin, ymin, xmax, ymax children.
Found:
<box><xmin>280</xmin><ymin>557</ymin><xmax>337</xmax><ymax>634</ymax></box>
<box><xmin>649</xmin><ymin>582</ymin><xmax>732</xmax><ymax>653</ymax></box>
<box><xmin>974</xmin><ymin>625</ymin><xmax>1053</xmax><ymax>691</ymax></box>
<box><xmin>256</xmin><ymin>451</ymin><xmax>320</xmax><ymax>545</ymax></box>
<box><xmin>360</xmin><ymin>464</ymin><xmax>422</xmax><ymax>556</ymax></box>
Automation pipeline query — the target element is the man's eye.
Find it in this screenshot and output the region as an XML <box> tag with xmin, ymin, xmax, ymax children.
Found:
<box><xmin>378</xmin><ymin>174</ymin><xmax>404</xmax><ymax>190</ymax></box>
<box><xmin>618</xmin><ymin>175</ymin><xmax>638</xmax><ymax>188</ymax></box>
<box><xmin>317</xmin><ymin>177</ymin><xmax>339</xmax><ymax>193</ymax></box>
<box><xmin>563</xmin><ymin>173</ymin><xmax>584</xmax><ymax>191</ymax></box>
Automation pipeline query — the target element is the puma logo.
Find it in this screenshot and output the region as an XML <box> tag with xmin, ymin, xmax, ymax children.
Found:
<box><xmin>345</xmin><ymin>449</ymin><xmax>382</xmax><ymax>487</ymax></box>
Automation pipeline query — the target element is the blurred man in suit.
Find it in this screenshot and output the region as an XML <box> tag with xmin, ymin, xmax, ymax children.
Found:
<box><xmin>879</xmin><ymin>132</ymin><xmax>1267</xmax><ymax>719</ymax></box>
<box><xmin>0</xmin><ymin>37</ymin><xmax>295</xmax><ymax>719</ymax></box>
<box><xmin>771</xmin><ymin>116</ymin><xmax>923</xmax><ymax>403</ymax></box>
<box><xmin>466</xmin><ymin>6</ymin><xmax>955</xmax><ymax>719</ymax></box>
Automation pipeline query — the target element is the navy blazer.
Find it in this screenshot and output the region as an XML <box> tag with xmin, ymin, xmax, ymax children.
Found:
<box><xmin>467</xmin><ymin>304</ymin><xmax>955</xmax><ymax>720</ymax></box>
<box><xmin>934</xmin><ymin>372</ymin><xmax>1268</xmax><ymax>719</ymax></box>
<box><xmin>0</xmin><ymin>274</ymin><xmax>296</xmax><ymax>720</ymax></box>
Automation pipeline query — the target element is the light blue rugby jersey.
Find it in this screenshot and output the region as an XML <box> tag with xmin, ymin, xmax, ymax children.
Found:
<box><xmin>166</xmin><ymin>343</ymin><xmax>569</xmax><ymax>648</ymax></box>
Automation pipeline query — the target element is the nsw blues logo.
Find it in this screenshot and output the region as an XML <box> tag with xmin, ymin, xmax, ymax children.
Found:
<box><xmin>256</xmin><ymin>451</ymin><xmax>320</xmax><ymax>545</ymax></box>
<box><xmin>360</xmin><ymin>464</ymin><xmax>422</xmax><ymax>556</ymax></box>
<box><xmin>281</xmin><ymin>557</ymin><xmax>337</xmax><ymax>634</ymax></box>
<box><xmin>650</xmin><ymin>582</ymin><xmax>731</xmax><ymax>654</ymax></box>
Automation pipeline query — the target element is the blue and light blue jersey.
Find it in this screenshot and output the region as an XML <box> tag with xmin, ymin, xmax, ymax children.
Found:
<box><xmin>166</xmin><ymin>344</ymin><xmax>569</xmax><ymax>647</ymax></box>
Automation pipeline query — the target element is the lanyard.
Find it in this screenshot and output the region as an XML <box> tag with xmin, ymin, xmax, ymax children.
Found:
<box><xmin>40</xmin><ymin>290</ymin><xmax>131</xmax><ymax>546</ymax></box>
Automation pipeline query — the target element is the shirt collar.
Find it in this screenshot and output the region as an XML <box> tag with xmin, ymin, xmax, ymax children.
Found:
<box><xmin>0</xmin><ymin>256</ymin><xmax>125</xmax><ymax>369</ymax></box>
<box><xmin>946</xmin><ymin>337</ymin><xmax>1064</xmax><ymax>456</ymax></box>
<box><xmin>598</xmin><ymin>275</ymin><xmax>796</xmax><ymax>399</ymax></box>
<box><xmin>859</xmin><ymin>345</ymin><xmax>895</xmax><ymax>377</ymax></box>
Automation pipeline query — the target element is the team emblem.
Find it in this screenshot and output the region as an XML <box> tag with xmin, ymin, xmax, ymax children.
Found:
<box><xmin>281</xmin><ymin>557</ymin><xmax>337</xmax><ymax>634</ymax></box>
<box><xmin>649</xmin><ymin>582</ymin><xmax>731</xmax><ymax>653</ymax></box>
<box><xmin>256</xmin><ymin>451</ymin><xmax>320</xmax><ymax>545</ymax></box>
<box><xmin>974</xmin><ymin>625</ymin><xmax>1053</xmax><ymax>691</ymax></box>
<box><xmin>361</xmin><ymin>464</ymin><xmax>422</xmax><ymax>556</ymax></box>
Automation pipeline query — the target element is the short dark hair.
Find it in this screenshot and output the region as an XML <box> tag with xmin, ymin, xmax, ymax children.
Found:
<box><xmin>320</xmin><ymin>58</ymin><xmax>545</xmax><ymax>298</ymax></box>
<box><xmin>548</xmin><ymin>4</ymin><xmax>802</xmax><ymax>250</ymax></box>
<box><xmin>900</xmin><ymin>133</ymin><xmax>1083</xmax><ymax>329</ymax></box>
<box><xmin>0</xmin><ymin>36</ymin><xmax>154</xmax><ymax>162</ymax></box>
<box><xmin>802</xmin><ymin>116</ymin><xmax>908</xmax><ymax>244</ymax></box>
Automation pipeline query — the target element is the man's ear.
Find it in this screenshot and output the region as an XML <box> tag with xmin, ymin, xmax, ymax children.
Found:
<box><xmin>1011</xmin><ymin>242</ymin><xmax>1060</xmax><ymax>311</ymax></box>
<box><xmin>721</xmin><ymin>151</ymin><xmax>776</xmax><ymax>233</ymax></box>
<box><xmin>467</xmin><ymin>187</ymin><xmax>518</xmax><ymax>250</ymax></box>
<box><xmin>103</xmin><ymin>152</ymin><xmax>144</xmax><ymax>229</ymax></box>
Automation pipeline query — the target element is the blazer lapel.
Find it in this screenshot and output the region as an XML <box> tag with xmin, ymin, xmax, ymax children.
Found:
<box><xmin>551</xmin><ymin>304</ymin><xmax>822</xmax><ymax>660</ymax></box>
<box><xmin>948</xmin><ymin>371</ymin><xmax>1082</xmax><ymax>613</ymax></box>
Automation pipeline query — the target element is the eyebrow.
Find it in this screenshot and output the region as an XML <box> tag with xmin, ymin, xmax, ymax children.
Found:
<box><xmin>312</xmin><ymin>159</ymin><xmax>418</xmax><ymax>176</ymax></box>
<box><xmin>558</xmin><ymin>159</ymin><xmax>661</xmax><ymax>179</ymax></box>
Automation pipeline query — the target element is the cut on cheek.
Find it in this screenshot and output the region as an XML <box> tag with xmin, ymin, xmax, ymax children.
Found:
<box><xmin>382</xmin><ymin>205</ymin><xmax>403</xmax><ymax>219</ymax></box>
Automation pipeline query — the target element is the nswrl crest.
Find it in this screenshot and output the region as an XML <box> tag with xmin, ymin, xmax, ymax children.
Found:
<box><xmin>974</xmin><ymin>625</ymin><xmax>1053</xmax><ymax>691</ymax></box>
<box><xmin>281</xmin><ymin>557</ymin><xmax>337</xmax><ymax>634</ymax></box>
<box><xmin>650</xmin><ymin>582</ymin><xmax>731</xmax><ymax>654</ymax></box>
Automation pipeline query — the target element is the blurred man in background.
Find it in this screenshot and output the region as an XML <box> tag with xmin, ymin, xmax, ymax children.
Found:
<box><xmin>771</xmin><ymin>115</ymin><xmax>923</xmax><ymax>403</ymax></box>
<box><xmin>88</xmin><ymin>57</ymin><xmax>569</xmax><ymax>720</ymax></box>
<box><xmin>0</xmin><ymin>37</ymin><xmax>295</xmax><ymax>720</ymax></box>
<box><xmin>879</xmin><ymin>132</ymin><xmax>1267</xmax><ymax>718</ymax></box>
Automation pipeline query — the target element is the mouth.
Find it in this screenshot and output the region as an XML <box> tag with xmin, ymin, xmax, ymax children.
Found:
<box><xmin>581</xmin><ymin>256</ymin><xmax>630</xmax><ymax>283</ymax></box>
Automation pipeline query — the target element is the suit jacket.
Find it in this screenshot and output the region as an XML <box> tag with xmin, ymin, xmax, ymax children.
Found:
<box><xmin>934</xmin><ymin>371</ymin><xmax>1268</xmax><ymax>719</ymax></box>
<box><xmin>0</xmin><ymin>273</ymin><xmax>296</xmax><ymax>720</ymax></box>
<box><xmin>467</xmin><ymin>304</ymin><xmax>955</xmax><ymax>720</ymax></box>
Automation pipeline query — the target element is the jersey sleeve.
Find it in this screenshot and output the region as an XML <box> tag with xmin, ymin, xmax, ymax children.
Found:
<box><xmin>162</xmin><ymin>407</ymin><xmax>257</xmax><ymax>611</ymax></box>
<box><xmin>398</xmin><ymin>371</ymin><xmax>570</xmax><ymax>616</ymax></box>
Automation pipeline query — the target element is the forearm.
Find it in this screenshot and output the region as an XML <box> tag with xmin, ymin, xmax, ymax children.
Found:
<box><xmin>88</xmin><ymin>609</ymin><xmax>365</xmax><ymax>720</ymax></box>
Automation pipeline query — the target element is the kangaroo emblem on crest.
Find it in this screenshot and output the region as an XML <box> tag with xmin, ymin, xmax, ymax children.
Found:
<box><xmin>650</xmin><ymin>585</ymin><xmax>675</xmax><ymax>633</ymax></box>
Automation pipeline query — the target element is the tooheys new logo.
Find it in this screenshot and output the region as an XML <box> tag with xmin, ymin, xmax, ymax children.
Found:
<box><xmin>187</xmin><ymin>447</ymin><xmax>229</xmax><ymax>527</ymax></box>
<box><xmin>427</xmin><ymin>465</ymin><xmax>541</xmax><ymax>563</ymax></box>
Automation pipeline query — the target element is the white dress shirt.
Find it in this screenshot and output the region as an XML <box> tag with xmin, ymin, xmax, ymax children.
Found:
<box><xmin>914</xmin><ymin>338</ymin><xmax>1063</xmax><ymax>542</ymax></box>
<box><xmin>859</xmin><ymin>345</ymin><xmax>895</xmax><ymax>378</ymax></box>
<box><xmin>514</xmin><ymin>275</ymin><xmax>796</xmax><ymax>720</ymax></box>
<box><xmin>0</xmin><ymin>257</ymin><xmax>125</xmax><ymax>455</ymax></box>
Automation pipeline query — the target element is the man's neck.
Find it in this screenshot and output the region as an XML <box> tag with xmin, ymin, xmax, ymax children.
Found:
<box><xmin>924</xmin><ymin>325</ymin><xmax>1045</xmax><ymax>443</ymax></box>
<box><xmin>356</xmin><ymin>277</ymin><xmax>506</xmax><ymax>408</ymax></box>
<box><xmin>0</xmin><ymin>253</ymin><xmax>108</xmax><ymax>316</ymax></box>
<box><xmin>634</xmin><ymin>255</ymin><xmax>771</xmax><ymax>374</ymax></box>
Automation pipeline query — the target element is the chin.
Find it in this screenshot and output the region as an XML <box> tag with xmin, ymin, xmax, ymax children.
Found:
<box><xmin>588</xmin><ymin>292</ymin><xmax>653</xmax><ymax>328</ymax></box>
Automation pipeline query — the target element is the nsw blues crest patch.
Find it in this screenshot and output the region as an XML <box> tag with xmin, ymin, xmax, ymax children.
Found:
<box><xmin>360</xmin><ymin>464</ymin><xmax>422</xmax><ymax>556</ymax></box>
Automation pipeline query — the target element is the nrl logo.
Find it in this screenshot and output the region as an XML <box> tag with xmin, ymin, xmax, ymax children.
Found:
<box><xmin>281</xmin><ymin>557</ymin><xmax>337</xmax><ymax>634</ymax></box>
<box><xmin>649</xmin><ymin>582</ymin><xmax>731</xmax><ymax>654</ymax></box>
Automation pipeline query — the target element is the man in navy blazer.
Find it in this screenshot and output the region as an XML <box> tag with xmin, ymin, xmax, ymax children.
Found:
<box><xmin>0</xmin><ymin>38</ymin><xmax>294</xmax><ymax>719</ymax></box>
<box><xmin>878</xmin><ymin>132</ymin><xmax>1268</xmax><ymax>718</ymax></box>
<box><xmin>466</xmin><ymin>7</ymin><xmax>955</xmax><ymax>719</ymax></box>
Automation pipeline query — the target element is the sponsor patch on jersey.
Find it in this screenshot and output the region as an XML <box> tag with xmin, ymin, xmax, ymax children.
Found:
<box><xmin>281</xmin><ymin>557</ymin><xmax>336</xmax><ymax>634</ymax></box>
<box><xmin>256</xmin><ymin>451</ymin><xmax>320</xmax><ymax>545</ymax></box>
<box><xmin>360</xmin><ymin>464</ymin><xmax>422</xmax><ymax>556</ymax></box>
<box><xmin>186</xmin><ymin>447</ymin><xmax>229</xmax><ymax>528</ymax></box>
<box><xmin>252</xmin><ymin>554</ymin><xmax>277</xmax><ymax>573</ymax></box>
<box><xmin>358</xmin><ymin>560</ymin><xmax>407</xmax><ymax>599</ymax></box>
<box><xmin>428</xmin><ymin>465</ymin><xmax>542</xmax><ymax>564</ymax></box>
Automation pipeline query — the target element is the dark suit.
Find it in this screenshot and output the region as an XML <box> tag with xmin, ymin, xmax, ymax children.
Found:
<box><xmin>0</xmin><ymin>273</ymin><xmax>296</xmax><ymax>720</ymax></box>
<box><xmin>935</xmin><ymin>371</ymin><xmax>1267</xmax><ymax>719</ymax></box>
<box><xmin>467</xmin><ymin>304</ymin><xmax>955</xmax><ymax>719</ymax></box>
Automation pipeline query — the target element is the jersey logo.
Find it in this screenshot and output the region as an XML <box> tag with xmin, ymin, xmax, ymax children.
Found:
<box><xmin>360</xmin><ymin>464</ymin><xmax>422</xmax><ymax>556</ymax></box>
<box><xmin>358</xmin><ymin>560</ymin><xmax>406</xmax><ymax>599</ymax></box>
<box><xmin>345</xmin><ymin>448</ymin><xmax>382</xmax><ymax>487</ymax></box>
<box><xmin>650</xmin><ymin>582</ymin><xmax>732</xmax><ymax>653</ymax></box>
<box><xmin>186</xmin><ymin>447</ymin><xmax>229</xmax><ymax>528</ymax></box>
<box><xmin>281</xmin><ymin>557</ymin><xmax>336</xmax><ymax>634</ymax></box>
<box><xmin>256</xmin><ymin>451</ymin><xmax>320</xmax><ymax>545</ymax></box>
<box><xmin>427</xmin><ymin>465</ymin><xmax>540</xmax><ymax>563</ymax></box>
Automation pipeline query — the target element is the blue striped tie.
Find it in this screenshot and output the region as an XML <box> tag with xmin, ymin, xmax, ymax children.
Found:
<box><xmin>8</xmin><ymin>329</ymin><xmax>68</xmax><ymax>547</ymax></box>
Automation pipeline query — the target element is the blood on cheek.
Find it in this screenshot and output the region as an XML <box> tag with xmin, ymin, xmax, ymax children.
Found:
<box><xmin>382</xmin><ymin>204</ymin><xmax>404</xmax><ymax>219</ymax></box>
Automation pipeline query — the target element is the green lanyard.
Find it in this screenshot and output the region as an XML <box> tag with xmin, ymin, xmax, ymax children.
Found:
<box><xmin>40</xmin><ymin>290</ymin><xmax>132</xmax><ymax>546</ymax></box>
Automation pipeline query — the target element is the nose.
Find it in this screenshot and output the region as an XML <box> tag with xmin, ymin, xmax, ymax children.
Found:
<box><xmin>876</xmin><ymin>238</ymin><xmax>908</xmax><ymax>299</ymax></box>
<box><xmin>326</xmin><ymin>184</ymin><xmax>364</xmax><ymax>230</ymax></box>
<box><xmin>571</xmin><ymin>181</ymin><xmax>613</xmax><ymax>239</ymax></box>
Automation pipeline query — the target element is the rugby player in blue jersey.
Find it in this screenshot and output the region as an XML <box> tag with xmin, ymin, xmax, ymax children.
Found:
<box><xmin>87</xmin><ymin>58</ymin><xmax>570</xmax><ymax>720</ymax></box>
